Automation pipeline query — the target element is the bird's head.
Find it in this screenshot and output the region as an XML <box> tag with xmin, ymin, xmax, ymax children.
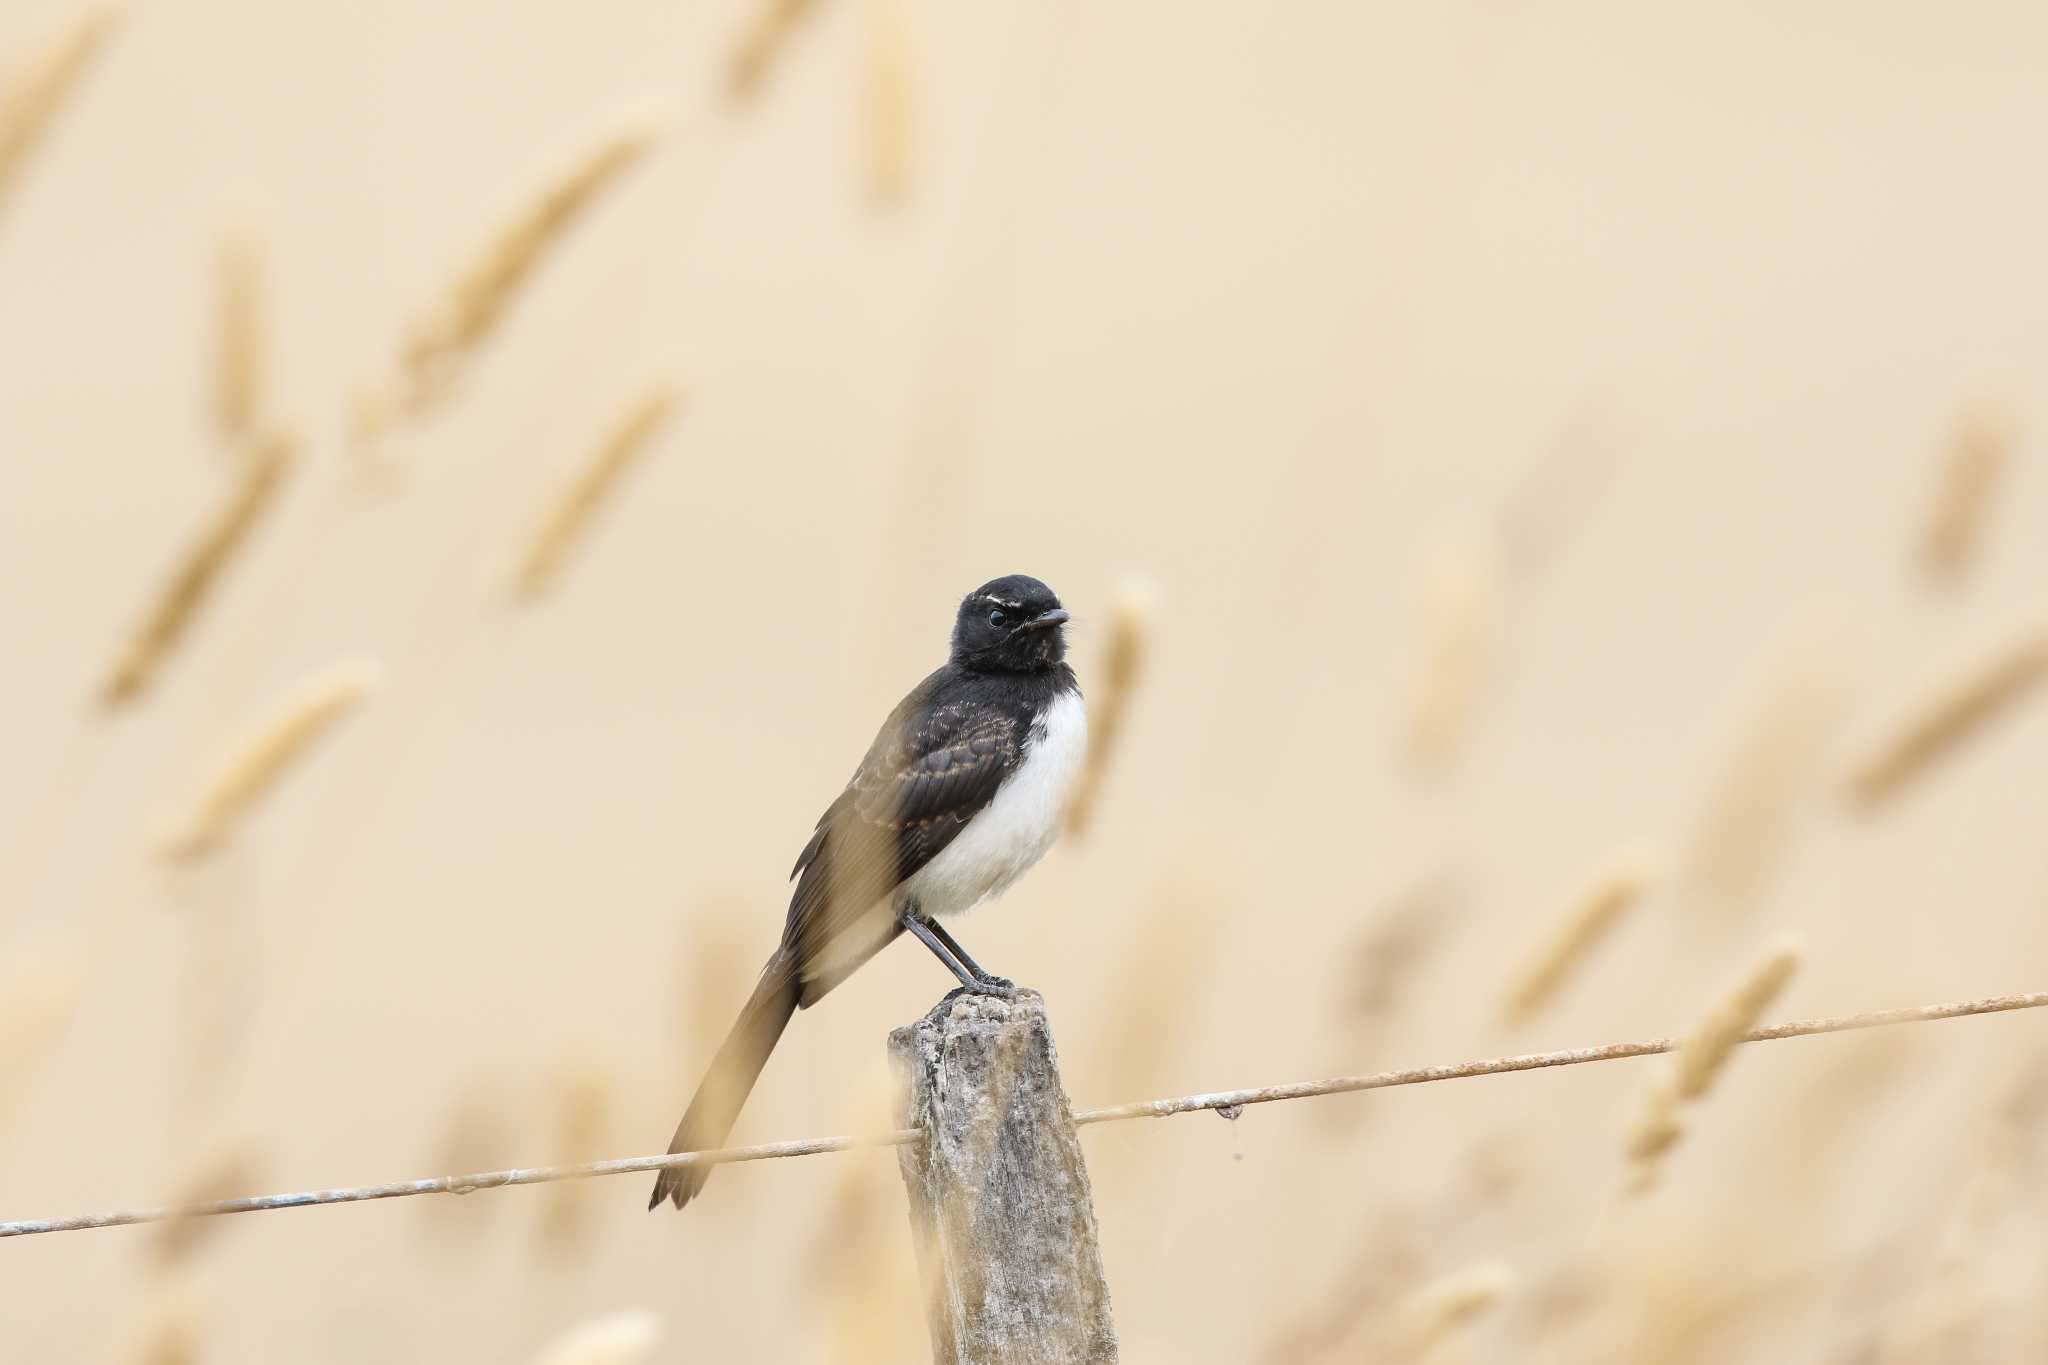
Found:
<box><xmin>950</xmin><ymin>575</ymin><xmax>1071</xmax><ymax>674</ymax></box>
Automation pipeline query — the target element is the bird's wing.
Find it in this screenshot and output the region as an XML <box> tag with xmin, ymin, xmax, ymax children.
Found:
<box><xmin>782</xmin><ymin>683</ymin><xmax>1021</xmax><ymax>999</ymax></box>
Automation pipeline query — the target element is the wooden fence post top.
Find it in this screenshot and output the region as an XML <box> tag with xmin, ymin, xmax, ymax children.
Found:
<box><xmin>889</xmin><ymin>988</ymin><xmax>1119</xmax><ymax>1365</ymax></box>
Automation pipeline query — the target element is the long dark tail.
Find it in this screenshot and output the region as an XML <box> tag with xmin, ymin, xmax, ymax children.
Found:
<box><xmin>649</xmin><ymin>953</ymin><xmax>801</xmax><ymax>1211</ymax></box>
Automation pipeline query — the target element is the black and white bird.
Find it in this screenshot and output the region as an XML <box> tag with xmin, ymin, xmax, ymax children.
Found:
<box><xmin>650</xmin><ymin>574</ymin><xmax>1086</xmax><ymax>1211</ymax></box>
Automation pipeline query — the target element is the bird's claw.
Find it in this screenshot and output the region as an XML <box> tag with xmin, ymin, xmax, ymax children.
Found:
<box><xmin>944</xmin><ymin>975</ymin><xmax>1017</xmax><ymax>1002</ymax></box>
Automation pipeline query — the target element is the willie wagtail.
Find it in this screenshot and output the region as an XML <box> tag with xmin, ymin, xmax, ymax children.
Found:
<box><xmin>650</xmin><ymin>574</ymin><xmax>1085</xmax><ymax>1210</ymax></box>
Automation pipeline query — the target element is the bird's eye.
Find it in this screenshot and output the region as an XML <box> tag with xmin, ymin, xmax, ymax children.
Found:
<box><xmin>988</xmin><ymin>609</ymin><xmax>1007</xmax><ymax>628</ymax></box>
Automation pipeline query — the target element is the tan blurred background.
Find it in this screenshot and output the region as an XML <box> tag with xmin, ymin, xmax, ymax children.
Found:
<box><xmin>5</xmin><ymin>0</ymin><xmax>2048</xmax><ymax>1360</ymax></box>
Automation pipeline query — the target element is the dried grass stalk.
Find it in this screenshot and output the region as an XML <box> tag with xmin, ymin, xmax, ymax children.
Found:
<box><xmin>1066</xmin><ymin>577</ymin><xmax>1152</xmax><ymax>836</ymax></box>
<box><xmin>1260</xmin><ymin>1216</ymin><xmax>1424</xmax><ymax>1364</ymax></box>
<box><xmin>174</xmin><ymin>873</ymin><xmax>259</xmax><ymax>1117</ymax></box>
<box><xmin>1669</xmin><ymin>941</ymin><xmax>1803</xmax><ymax>1100</ymax></box>
<box><xmin>212</xmin><ymin>222</ymin><xmax>265</xmax><ymax>444</ymax></box>
<box><xmin>1408</xmin><ymin>525</ymin><xmax>1498</xmax><ymax>768</ymax></box>
<box><xmin>805</xmin><ymin>1063</ymin><xmax>892</xmax><ymax>1287</ymax></box>
<box><xmin>1921</xmin><ymin>404</ymin><xmax>2013</xmax><ymax>579</ymax></box>
<box><xmin>435</xmin><ymin>1081</ymin><xmax>514</xmax><ymax>1175</ymax></box>
<box><xmin>154</xmin><ymin>656</ymin><xmax>381</xmax><ymax>861</ymax></box>
<box><xmin>661</xmin><ymin>908</ymin><xmax>776</xmax><ymax>1197</ymax></box>
<box><xmin>419</xmin><ymin>1080</ymin><xmax>515</xmax><ymax>1237</ymax></box>
<box><xmin>1370</xmin><ymin>1262</ymin><xmax>1513</xmax><ymax>1363</ymax></box>
<box><xmin>1846</xmin><ymin>628</ymin><xmax>2048</xmax><ymax>808</ymax></box>
<box><xmin>1342</xmin><ymin>877</ymin><xmax>1456</xmax><ymax>1023</ymax></box>
<box><xmin>728</xmin><ymin>0</ymin><xmax>817</xmax><ymax>99</ymax></box>
<box><xmin>679</xmin><ymin>896</ymin><xmax>755</xmax><ymax>1066</ymax></box>
<box><xmin>530</xmin><ymin>1310</ymin><xmax>661</xmax><ymax>1365</ymax></box>
<box><xmin>1080</xmin><ymin>885</ymin><xmax>1218</xmax><ymax>1108</ymax></box>
<box><xmin>0</xmin><ymin>940</ymin><xmax>83</xmax><ymax>1126</ymax></box>
<box><xmin>1502</xmin><ymin>847</ymin><xmax>1654</xmax><ymax>1028</ymax></box>
<box><xmin>360</xmin><ymin>120</ymin><xmax>660</xmax><ymax>436</ymax></box>
<box><xmin>153</xmin><ymin>1143</ymin><xmax>265</xmax><ymax>1266</ymax></box>
<box><xmin>1685</xmin><ymin>668</ymin><xmax>1840</xmax><ymax>915</ymax></box>
<box><xmin>1615</xmin><ymin>1238</ymin><xmax>1804</xmax><ymax>1365</ymax></box>
<box><xmin>100</xmin><ymin>432</ymin><xmax>295</xmax><ymax>707</ymax></box>
<box><xmin>0</xmin><ymin>6</ymin><xmax>117</xmax><ymax>212</ymax></box>
<box><xmin>1317</xmin><ymin>874</ymin><xmax>1459</xmax><ymax>1137</ymax></box>
<box><xmin>812</xmin><ymin>1059</ymin><xmax>923</xmax><ymax>1364</ymax></box>
<box><xmin>512</xmin><ymin>386</ymin><xmax>677</xmax><ymax>599</ymax></box>
<box><xmin>1624</xmin><ymin>1102</ymin><xmax>1684</xmax><ymax>1189</ymax></box>
<box><xmin>1625</xmin><ymin>938</ymin><xmax>1802</xmax><ymax>1193</ymax></box>
<box><xmin>862</xmin><ymin>0</ymin><xmax>913</xmax><ymax>203</ymax></box>
<box><xmin>124</xmin><ymin>1280</ymin><xmax>203</xmax><ymax>1365</ymax></box>
<box><xmin>537</xmin><ymin>1059</ymin><xmax>618</xmax><ymax>1250</ymax></box>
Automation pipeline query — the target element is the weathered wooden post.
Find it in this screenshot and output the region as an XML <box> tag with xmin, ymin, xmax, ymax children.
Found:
<box><xmin>888</xmin><ymin>989</ymin><xmax>1119</xmax><ymax>1365</ymax></box>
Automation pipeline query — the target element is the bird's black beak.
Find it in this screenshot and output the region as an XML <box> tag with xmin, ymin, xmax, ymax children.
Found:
<box><xmin>1018</xmin><ymin>608</ymin><xmax>1070</xmax><ymax>632</ymax></box>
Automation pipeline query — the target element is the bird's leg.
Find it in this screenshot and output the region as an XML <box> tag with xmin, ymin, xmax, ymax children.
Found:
<box><xmin>897</xmin><ymin>898</ymin><xmax>977</xmax><ymax>988</ymax></box>
<box><xmin>924</xmin><ymin>918</ymin><xmax>1014</xmax><ymax>995</ymax></box>
<box><xmin>897</xmin><ymin>899</ymin><xmax>1014</xmax><ymax>997</ymax></box>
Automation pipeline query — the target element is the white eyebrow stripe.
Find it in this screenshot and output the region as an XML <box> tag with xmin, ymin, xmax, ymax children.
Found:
<box><xmin>978</xmin><ymin>595</ymin><xmax>1026</xmax><ymax>610</ymax></box>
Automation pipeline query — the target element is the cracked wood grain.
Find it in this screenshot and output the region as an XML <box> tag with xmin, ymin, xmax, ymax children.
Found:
<box><xmin>889</xmin><ymin>989</ymin><xmax>1118</xmax><ymax>1365</ymax></box>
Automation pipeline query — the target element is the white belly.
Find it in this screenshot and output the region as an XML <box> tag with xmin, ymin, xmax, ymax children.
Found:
<box><xmin>900</xmin><ymin>689</ymin><xmax>1087</xmax><ymax>919</ymax></box>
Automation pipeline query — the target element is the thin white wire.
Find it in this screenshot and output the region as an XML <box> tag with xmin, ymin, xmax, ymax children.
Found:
<box><xmin>4</xmin><ymin>989</ymin><xmax>2042</xmax><ymax>1239</ymax></box>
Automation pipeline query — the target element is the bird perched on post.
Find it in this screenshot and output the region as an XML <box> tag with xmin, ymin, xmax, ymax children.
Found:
<box><xmin>651</xmin><ymin>574</ymin><xmax>1086</xmax><ymax>1211</ymax></box>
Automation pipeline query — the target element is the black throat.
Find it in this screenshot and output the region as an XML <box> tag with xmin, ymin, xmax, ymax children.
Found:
<box><xmin>929</xmin><ymin>660</ymin><xmax>1079</xmax><ymax>724</ymax></box>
